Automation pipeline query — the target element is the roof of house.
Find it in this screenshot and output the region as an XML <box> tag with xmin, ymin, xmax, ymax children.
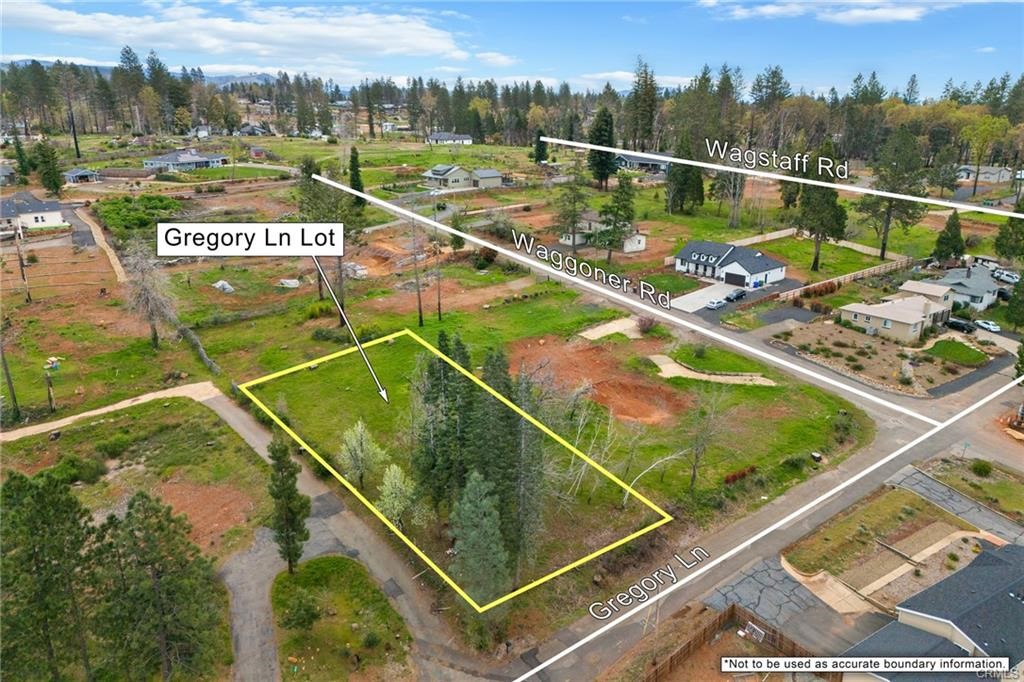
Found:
<box><xmin>675</xmin><ymin>240</ymin><xmax>785</xmax><ymax>275</ymax></box>
<box><xmin>63</xmin><ymin>167</ymin><xmax>99</xmax><ymax>177</ymax></box>
<box><xmin>472</xmin><ymin>168</ymin><xmax>502</xmax><ymax>178</ymax></box>
<box><xmin>897</xmin><ymin>543</ymin><xmax>1024</xmax><ymax>664</ymax></box>
<box><xmin>421</xmin><ymin>164</ymin><xmax>466</xmax><ymax>178</ymax></box>
<box><xmin>898</xmin><ymin>280</ymin><xmax>952</xmax><ymax>298</ymax></box>
<box><xmin>840</xmin><ymin>295</ymin><xmax>946</xmax><ymax>325</ymax></box>
<box><xmin>615</xmin><ymin>152</ymin><xmax>667</xmax><ymax>166</ymax></box>
<box><xmin>427</xmin><ymin>132</ymin><xmax>472</xmax><ymax>142</ymax></box>
<box><xmin>0</xmin><ymin>191</ymin><xmax>61</xmax><ymax>219</ymax></box>
<box><xmin>929</xmin><ymin>266</ymin><xmax>999</xmax><ymax>297</ymax></box>
<box><xmin>843</xmin><ymin>621</ymin><xmax>974</xmax><ymax>682</ymax></box>
<box><xmin>145</xmin><ymin>149</ymin><xmax>229</xmax><ymax>165</ymax></box>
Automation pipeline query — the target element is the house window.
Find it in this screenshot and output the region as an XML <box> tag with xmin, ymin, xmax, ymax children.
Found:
<box><xmin>34</xmin><ymin>215</ymin><xmax>41</xmax><ymax>223</ymax></box>
<box><xmin>691</xmin><ymin>253</ymin><xmax>698</xmax><ymax>260</ymax></box>
<box><xmin>864</xmin><ymin>315</ymin><xmax>871</xmax><ymax>323</ymax></box>
<box><xmin>700</xmin><ymin>254</ymin><xmax>707</xmax><ymax>261</ymax></box>
<box><xmin>852</xmin><ymin>313</ymin><xmax>859</xmax><ymax>321</ymax></box>
<box><xmin>882</xmin><ymin>319</ymin><xmax>892</xmax><ymax>329</ymax></box>
<box><xmin>709</xmin><ymin>257</ymin><xmax>716</xmax><ymax>263</ymax></box>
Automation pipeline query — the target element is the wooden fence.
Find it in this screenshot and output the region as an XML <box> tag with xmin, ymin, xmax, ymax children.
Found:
<box><xmin>776</xmin><ymin>256</ymin><xmax>916</xmax><ymax>302</ymax></box>
<box><xmin>641</xmin><ymin>603</ymin><xmax>844</xmax><ymax>682</ymax></box>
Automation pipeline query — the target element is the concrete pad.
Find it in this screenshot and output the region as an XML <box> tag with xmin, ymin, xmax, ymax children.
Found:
<box><xmin>976</xmin><ymin>328</ymin><xmax>1020</xmax><ymax>354</ymax></box>
<box><xmin>579</xmin><ymin>317</ymin><xmax>642</xmax><ymax>340</ymax></box>
<box><xmin>649</xmin><ymin>354</ymin><xmax>777</xmax><ymax>386</ymax></box>
<box><xmin>670</xmin><ymin>282</ymin><xmax>736</xmax><ymax>313</ymax></box>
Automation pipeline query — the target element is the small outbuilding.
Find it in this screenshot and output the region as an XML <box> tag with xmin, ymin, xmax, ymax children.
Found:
<box><xmin>63</xmin><ymin>168</ymin><xmax>101</xmax><ymax>184</ymax></box>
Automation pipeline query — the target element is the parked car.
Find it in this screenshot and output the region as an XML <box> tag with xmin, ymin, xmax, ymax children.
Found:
<box><xmin>976</xmin><ymin>320</ymin><xmax>1001</xmax><ymax>333</ymax></box>
<box><xmin>705</xmin><ymin>299</ymin><xmax>727</xmax><ymax>310</ymax></box>
<box><xmin>998</xmin><ymin>287</ymin><xmax>1012</xmax><ymax>301</ymax></box>
<box><xmin>946</xmin><ymin>317</ymin><xmax>977</xmax><ymax>333</ymax></box>
<box><xmin>994</xmin><ymin>269</ymin><xmax>1020</xmax><ymax>284</ymax></box>
<box><xmin>724</xmin><ymin>288</ymin><xmax>747</xmax><ymax>302</ymax></box>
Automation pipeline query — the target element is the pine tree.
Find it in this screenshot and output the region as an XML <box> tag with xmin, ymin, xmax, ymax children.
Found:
<box><xmin>666</xmin><ymin>138</ymin><xmax>703</xmax><ymax>214</ymax></box>
<box><xmin>33</xmin><ymin>140</ymin><xmax>63</xmax><ymax>196</ymax></box>
<box><xmin>594</xmin><ymin>171</ymin><xmax>636</xmax><ymax>263</ymax></box>
<box><xmin>338</xmin><ymin>420</ymin><xmax>387</xmax><ymax>490</ymax></box>
<box><xmin>1005</xmin><ymin>279</ymin><xmax>1024</xmax><ymax>332</ymax></box>
<box><xmin>928</xmin><ymin>145</ymin><xmax>959</xmax><ymax>198</ymax></box>
<box><xmin>533</xmin><ymin>128</ymin><xmax>548</xmax><ymax>163</ymax></box>
<box><xmin>510</xmin><ymin>373</ymin><xmax>545</xmax><ymax>580</ymax></box>
<box><xmin>92</xmin><ymin>492</ymin><xmax>219</xmax><ymax>682</ymax></box>
<box><xmin>12</xmin><ymin>132</ymin><xmax>31</xmax><ymax>180</ymax></box>
<box><xmin>855</xmin><ymin>126</ymin><xmax>927</xmax><ymax>260</ymax></box>
<box><xmin>450</xmin><ymin>471</ymin><xmax>510</xmax><ymax>604</ymax></box>
<box><xmin>556</xmin><ymin>155</ymin><xmax>588</xmax><ymax>251</ymax></box>
<box><xmin>349</xmin><ymin>147</ymin><xmax>365</xmax><ymax>207</ymax></box>
<box><xmin>934</xmin><ymin>210</ymin><xmax>966</xmax><ymax>261</ymax></box>
<box><xmin>268</xmin><ymin>436</ymin><xmax>311</xmax><ymax>574</ymax></box>
<box><xmin>797</xmin><ymin>141</ymin><xmax>847</xmax><ymax>272</ymax></box>
<box><xmin>779</xmin><ymin>180</ymin><xmax>800</xmax><ymax>209</ymax></box>
<box><xmin>586</xmin><ymin>106</ymin><xmax>616</xmax><ymax>190</ymax></box>
<box><xmin>995</xmin><ymin>197</ymin><xmax>1024</xmax><ymax>263</ymax></box>
<box><xmin>1</xmin><ymin>473</ymin><xmax>96</xmax><ymax>681</ymax></box>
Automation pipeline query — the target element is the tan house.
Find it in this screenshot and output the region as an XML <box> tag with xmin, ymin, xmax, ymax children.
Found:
<box><xmin>559</xmin><ymin>209</ymin><xmax>647</xmax><ymax>253</ymax></box>
<box><xmin>420</xmin><ymin>164</ymin><xmax>472</xmax><ymax>188</ymax></box>
<box><xmin>842</xmin><ymin>543</ymin><xmax>1024</xmax><ymax>682</ymax></box>
<box><xmin>886</xmin><ymin>280</ymin><xmax>953</xmax><ymax>309</ymax></box>
<box><xmin>838</xmin><ymin>295</ymin><xmax>947</xmax><ymax>343</ymax></box>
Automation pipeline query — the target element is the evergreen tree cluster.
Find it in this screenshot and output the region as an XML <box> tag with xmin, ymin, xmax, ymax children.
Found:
<box><xmin>1</xmin><ymin>473</ymin><xmax>222</xmax><ymax>681</ymax></box>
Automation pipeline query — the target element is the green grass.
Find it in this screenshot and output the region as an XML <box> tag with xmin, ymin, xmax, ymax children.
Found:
<box><xmin>756</xmin><ymin>237</ymin><xmax>879</xmax><ymax>283</ymax></box>
<box><xmin>642</xmin><ymin>273</ymin><xmax>701</xmax><ymax>295</ymax></box>
<box><xmin>720</xmin><ymin>299</ymin><xmax>779</xmax><ymax>331</ymax></box>
<box><xmin>785</xmin><ymin>488</ymin><xmax>976</xmax><ymax>575</ymax></box>
<box><xmin>935</xmin><ymin>461</ymin><xmax>1024</xmax><ymax>521</ymax></box>
<box><xmin>925</xmin><ymin>339</ymin><xmax>988</xmax><ymax>367</ymax></box>
<box><xmin>1</xmin><ymin>398</ymin><xmax>272</xmax><ymax>564</ymax></box>
<box><xmin>670</xmin><ymin>343</ymin><xmax>765</xmax><ymax>374</ymax></box>
<box><xmin>272</xmin><ymin>556</ymin><xmax>411</xmax><ymax>681</ymax></box>
<box><xmin>190</xmin><ymin>166</ymin><xmax>289</xmax><ymax>181</ymax></box>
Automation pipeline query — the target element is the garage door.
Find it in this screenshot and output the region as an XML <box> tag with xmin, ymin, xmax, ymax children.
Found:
<box><xmin>724</xmin><ymin>272</ymin><xmax>746</xmax><ymax>286</ymax></box>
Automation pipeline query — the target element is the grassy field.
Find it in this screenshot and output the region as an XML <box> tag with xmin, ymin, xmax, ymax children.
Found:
<box><xmin>670</xmin><ymin>343</ymin><xmax>766</xmax><ymax>374</ymax></box>
<box><xmin>933</xmin><ymin>459</ymin><xmax>1024</xmax><ymax>522</ymax></box>
<box><xmin>642</xmin><ymin>273</ymin><xmax>701</xmax><ymax>295</ymax></box>
<box><xmin>625</xmin><ymin>187</ymin><xmax>788</xmax><ymax>246</ymax></box>
<box><xmin>756</xmin><ymin>237</ymin><xmax>880</xmax><ymax>283</ymax></box>
<box><xmin>190</xmin><ymin>166</ymin><xmax>290</xmax><ymax>181</ymax></box>
<box><xmin>271</xmin><ymin>556</ymin><xmax>411</xmax><ymax>681</ymax></box>
<box><xmin>785</xmin><ymin>488</ymin><xmax>975</xmax><ymax>575</ymax></box>
<box><xmin>925</xmin><ymin>339</ymin><xmax>988</xmax><ymax>367</ymax></box>
<box><xmin>1</xmin><ymin>398</ymin><xmax>272</xmax><ymax>564</ymax></box>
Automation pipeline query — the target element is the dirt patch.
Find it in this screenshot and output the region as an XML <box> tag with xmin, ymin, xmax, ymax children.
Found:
<box><xmin>156</xmin><ymin>478</ymin><xmax>256</xmax><ymax>554</ymax></box>
<box><xmin>363</xmin><ymin>276</ymin><xmax>534</xmax><ymax>314</ymax></box>
<box><xmin>511</xmin><ymin>210</ymin><xmax>557</xmax><ymax>231</ymax></box>
<box><xmin>919</xmin><ymin>211</ymin><xmax>999</xmax><ymax>237</ymax></box>
<box><xmin>509</xmin><ymin>336</ymin><xmax>692</xmax><ymax>424</ymax></box>
<box><xmin>1</xmin><ymin>245</ymin><xmax>118</xmax><ymax>301</ymax></box>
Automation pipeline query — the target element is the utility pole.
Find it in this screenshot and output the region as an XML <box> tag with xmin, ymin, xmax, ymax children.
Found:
<box><xmin>15</xmin><ymin>238</ymin><xmax>32</xmax><ymax>303</ymax></box>
<box><xmin>44</xmin><ymin>371</ymin><xmax>56</xmax><ymax>413</ymax></box>
<box><xmin>0</xmin><ymin>343</ymin><xmax>20</xmax><ymax>422</ymax></box>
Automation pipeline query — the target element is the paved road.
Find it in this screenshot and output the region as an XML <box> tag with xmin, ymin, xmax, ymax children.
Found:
<box><xmin>889</xmin><ymin>465</ymin><xmax>1024</xmax><ymax>544</ymax></box>
<box><xmin>63</xmin><ymin>208</ymin><xmax>96</xmax><ymax>247</ymax></box>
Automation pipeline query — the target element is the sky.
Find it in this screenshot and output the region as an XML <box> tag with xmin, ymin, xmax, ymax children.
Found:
<box><xmin>1</xmin><ymin>1</ymin><xmax>1021</xmax><ymax>97</ymax></box>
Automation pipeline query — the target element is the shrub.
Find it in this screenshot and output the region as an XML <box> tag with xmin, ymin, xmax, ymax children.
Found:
<box><xmin>304</xmin><ymin>300</ymin><xmax>336</xmax><ymax>320</ymax></box>
<box><xmin>473</xmin><ymin>247</ymin><xmax>497</xmax><ymax>269</ymax></box>
<box><xmin>95</xmin><ymin>433</ymin><xmax>134</xmax><ymax>458</ymax></box>
<box><xmin>832</xmin><ymin>411</ymin><xmax>855</xmax><ymax>443</ymax></box>
<box><xmin>947</xmin><ymin>552</ymin><xmax>960</xmax><ymax>562</ymax></box>
<box><xmin>970</xmin><ymin>459</ymin><xmax>993</xmax><ymax>477</ymax></box>
<box><xmin>693</xmin><ymin>343</ymin><xmax>707</xmax><ymax>359</ymax></box>
<box><xmin>326</xmin><ymin>136</ymin><xmax>338</xmax><ymax>144</ymax></box>
<box><xmin>637</xmin><ymin>316</ymin><xmax>657</xmax><ymax>334</ymax></box>
<box><xmin>850</xmin><ymin>363</ymin><xmax>865</xmax><ymax>371</ymax></box>
<box><xmin>361</xmin><ymin>631</ymin><xmax>381</xmax><ymax>649</ymax></box>
<box><xmin>781</xmin><ymin>456</ymin><xmax>805</xmax><ymax>471</ymax></box>
<box><xmin>312</xmin><ymin>327</ymin><xmax>351</xmax><ymax>343</ymax></box>
<box><xmin>25</xmin><ymin>251</ymin><xmax>38</xmax><ymax>264</ymax></box>
<box><xmin>47</xmin><ymin>454</ymin><xmax>106</xmax><ymax>485</ymax></box>
<box><xmin>899</xmin><ymin>374</ymin><xmax>913</xmax><ymax>386</ymax></box>
<box><xmin>792</xmin><ymin>297</ymin><xmax>805</xmax><ymax>308</ymax></box>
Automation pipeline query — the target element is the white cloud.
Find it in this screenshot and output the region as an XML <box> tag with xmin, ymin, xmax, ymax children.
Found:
<box><xmin>705</xmin><ymin>1</ymin><xmax>963</xmax><ymax>24</ymax></box>
<box><xmin>2</xmin><ymin>53</ymin><xmax>118</xmax><ymax>67</ymax></box>
<box><xmin>2</xmin><ymin>1</ymin><xmax>469</xmax><ymax>65</ymax></box>
<box><xmin>976</xmin><ymin>46</ymin><xmax>997</xmax><ymax>53</ymax></box>
<box><xmin>621</xmin><ymin>14</ymin><xmax>648</xmax><ymax>24</ymax></box>
<box><xmin>433</xmin><ymin>66</ymin><xmax>464</xmax><ymax>74</ymax></box>
<box><xmin>475</xmin><ymin>51</ymin><xmax>518</xmax><ymax>67</ymax></box>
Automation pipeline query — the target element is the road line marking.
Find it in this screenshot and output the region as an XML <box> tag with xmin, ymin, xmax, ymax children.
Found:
<box><xmin>512</xmin><ymin>372</ymin><xmax>1024</xmax><ymax>681</ymax></box>
<box><xmin>541</xmin><ymin>137</ymin><xmax>1024</xmax><ymax>220</ymax></box>
<box><xmin>312</xmin><ymin>174</ymin><xmax>941</xmax><ymax>427</ymax></box>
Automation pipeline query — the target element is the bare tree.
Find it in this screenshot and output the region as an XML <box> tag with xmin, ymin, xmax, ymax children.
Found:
<box><xmin>408</xmin><ymin>221</ymin><xmax>425</xmax><ymax>327</ymax></box>
<box><xmin>683</xmin><ymin>386</ymin><xmax>731</xmax><ymax>494</ymax></box>
<box><xmin>123</xmin><ymin>240</ymin><xmax>177</xmax><ymax>349</ymax></box>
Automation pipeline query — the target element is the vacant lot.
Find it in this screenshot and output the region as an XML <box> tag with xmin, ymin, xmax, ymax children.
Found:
<box><xmin>756</xmin><ymin>237</ymin><xmax>879</xmax><ymax>283</ymax></box>
<box><xmin>272</xmin><ymin>556</ymin><xmax>412</xmax><ymax>681</ymax></box>
<box><xmin>2</xmin><ymin>398</ymin><xmax>272</xmax><ymax>563</ymax></box>
<box><xmin>929</xmin><ymin>458</ymin><xmax>1024</xmax><ymax>522</ymax></box>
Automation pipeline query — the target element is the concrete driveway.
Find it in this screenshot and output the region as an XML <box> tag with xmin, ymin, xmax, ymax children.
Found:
<box><xmin>670</xmin><ymin>282</ymin><xmax>735</xmax><ymax>312</ymax></box>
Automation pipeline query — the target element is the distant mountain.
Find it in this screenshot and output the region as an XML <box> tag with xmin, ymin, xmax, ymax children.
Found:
<box><xmin>4</xmin><ymin>60</ymin><xmax>276</xmax><ymax>87</ymax></box>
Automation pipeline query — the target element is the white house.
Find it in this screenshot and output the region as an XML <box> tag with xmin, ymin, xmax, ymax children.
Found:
<box><xmin>956</xmin><ymin>165</ymin><xmax>1013</xmax><ymax>183</ymax></box>
<box><xmin>143</xmin><ymin>149</ymin><xmax>229</xmax><ymax>172</ymax></box>
<box><xmin>928</xmin><ymin>265</ymin><xmax>999</xmax><ymax>311</ymax></box>
<box><xmin>674</xmin><ymin>240</ymin><xmax>786</xmax><ymax>288</ymax></box>
<box><xmin>614</xmin><ymin>152</ymin><xmax>668</xmax><ymax>173</ymax></box>
<box><xmin>421</xmin><ymin>164</ymin><xmax>472</xmax><ymax>188</ymax></box>
<box><xmin>0</xmin><ymin>192</ymin><xmax>67</xmax><ymax>238</ymax></box>
<box><xmin>559</xmin><ymin>210</ymin><xmax>647</xmax><ymax>253</ymax></box>
<box><xmin>426</xmin><ymin>132</ymin><xmax>472</xmax><ymax>145</ymax></box>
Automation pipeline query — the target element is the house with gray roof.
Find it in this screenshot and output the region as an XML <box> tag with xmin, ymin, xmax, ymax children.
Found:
<box><xmin>928</xmin><ymin>265</ymin><xmax>999</xmax><ymax>311</ymax></box>
<box><xmin>1</xmin><ymin>191</ymin><xmax>66</xmax><ymax>238</ymax></box>
<box><xmin>471</xmin><ymin>168</ymin><xmax>503</xmax><ymax>189</ymax></box>
<box><xmin>0</xmin><ymin>165</ymin><xmax>16</xmax><ymax>186</ymax></box>
<box><xmin>426</xmin><ymin>131</ymin><xmax>472</xmax><ymax>145</ymax></box>
<box><xmin>674</xmin><ymin>240</ymin><xmax>786</xmax><ymax>288</ymax></box>
<box><xmin>63</xmin><ymin>168</ymin><xmax>100</xmax><ymax>184</ymax></box>
<box><xmin>420</xmin><ymin>164</ymin><xmax>471</xmax><ymax>188</ymax></box>
<box><xmin>843</xmin><ymin>543</ymin><xmax>1024</xmax><ymax>681</ymax></box>
<box><xmin>614</xmin><ymin>152</ymin><xmax>668</xmax><ymax>173</ymax></box>
<box><xmin>143</xmin><ymin>149</ymin><xmax>229</xmax><ymax>173</ymax></box>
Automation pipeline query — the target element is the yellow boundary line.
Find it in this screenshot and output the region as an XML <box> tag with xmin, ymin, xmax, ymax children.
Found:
<box><xmin>239</xmin><ymin>328</ymin><xmax>673</xmax><ymax>612</ymax></box>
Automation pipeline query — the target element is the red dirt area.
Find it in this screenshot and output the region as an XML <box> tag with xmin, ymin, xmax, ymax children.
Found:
<box><xmin>919</xmin><ymin>211</ymin><xmax>999</xmax><ymax>237</ymax></box>
<box><xmin>362</xmin><ymin>276</ymin><xmax>534</xmax><ymax>314</ymax></box>
<box><xmin>156</xmin><ymin>479</ymin><xmax>256</xmax><ymax>553</ymax></box>
<box><xmin>508</xmin><ymin>336</ymin><xmax>692</xmax><ymax>424</ymax></box>
<box><xmin>1</xmin><ymin>245</ymin><xmax>118</xmax><ymax>301</ymax></box>
<box><xmin>512</xmin><ymin>210</ymin><xmax>558</xmax><ymax>231</ymax></box>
